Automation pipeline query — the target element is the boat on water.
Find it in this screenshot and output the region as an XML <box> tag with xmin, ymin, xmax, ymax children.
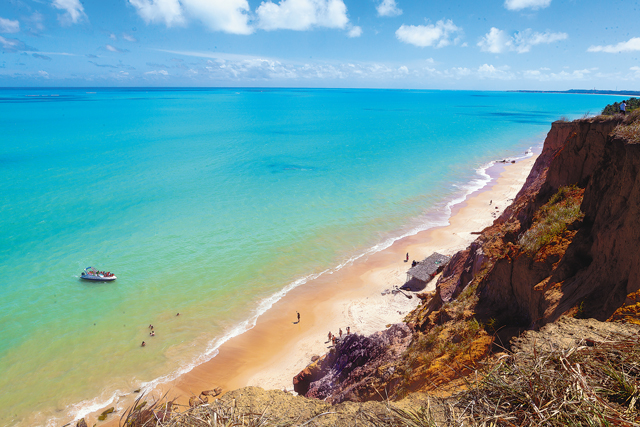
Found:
<box><xmin>80</xmin><ymin>267</ymin><xmax>117</xmax><ymax>281</ymax></box>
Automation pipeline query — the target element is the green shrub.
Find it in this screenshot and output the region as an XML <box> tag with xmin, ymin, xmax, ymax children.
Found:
<box><xmin>602</xmin><ymin>97</ymin><xmax>640</xmax><ymax>115</ymax></box>
<box><xmin>518</xmin><ymin>186</ymin><xmax>584</xmax><ymax>254</ymax></box>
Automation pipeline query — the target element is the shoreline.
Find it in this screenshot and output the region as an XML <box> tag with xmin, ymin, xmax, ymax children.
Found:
<box><xmin>88</xmin><ymin>150</ymin><xmax>539</xmax><ymax>427</ymax></box>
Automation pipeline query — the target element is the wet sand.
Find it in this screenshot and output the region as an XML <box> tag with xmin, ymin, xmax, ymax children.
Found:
<box><xmin>97</xmin><ymin>154</ymin><xmax>537</xmax><ymax>426</ymax></box>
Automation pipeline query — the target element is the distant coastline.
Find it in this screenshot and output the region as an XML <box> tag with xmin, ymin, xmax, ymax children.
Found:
<box><xmin>511</xmin><ymin>89</ymin><xmax>640</xmax><ymax>96</ymax></box>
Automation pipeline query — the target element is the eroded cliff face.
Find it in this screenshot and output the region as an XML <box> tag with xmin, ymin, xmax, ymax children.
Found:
<box><xmin>295</xmin><ymin>116</ymin><xmax>640</xmax><ymax>402</ymax></box>
<box><xmin>474</xmin><ymin>117</ymin><xmax>640</xmax><ymax>328</ymax></box>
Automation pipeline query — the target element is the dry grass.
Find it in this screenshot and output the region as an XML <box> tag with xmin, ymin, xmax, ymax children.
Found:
<box><xmin>612</xmin><ymin>109</ymin><xmax>640</xmax><ymax>144</ymax></box>
<box><xmin>518</xmin><ymin>185</ymin><xmax>584</xmax><ymax>254</ymax></box>
<box><xmin>115</xmin><ymin>332</ymin><xmax>640</xmax><ymax>426</ymax></box>
<box><xmin>457</xmin><ymin>334</ymin><xmax>640</xmax><ymax>426</ymax></box>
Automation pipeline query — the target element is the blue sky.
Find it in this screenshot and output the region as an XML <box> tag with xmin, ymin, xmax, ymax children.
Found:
<box><xmin>0</xmin><ymin>0</ymin><xmax>639</xmax><ymax>89</ymax></box>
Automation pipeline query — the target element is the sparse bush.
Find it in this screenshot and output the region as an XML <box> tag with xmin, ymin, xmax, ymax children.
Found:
<box><xmin>518</xmin><ymin>185</ymin><xmax>584</xmax><ymax>254</ymax></box>
<box><xmin>612</xmin><ymin>110</ymin><xmax>640</xmax><ymax>144</ymax></box>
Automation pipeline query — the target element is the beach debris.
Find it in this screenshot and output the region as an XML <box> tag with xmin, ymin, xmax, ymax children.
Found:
<box><xmin>133</xmin><ymin>388</ymin><xmax>141</xmax><ymax>393</ymax></box>
<box><xmin>189</xmin><ymin>395</ymin><xmax>207</xmax><ymax>407</ymax></box>
<box><xmin>97</xmin><ymin>407</ymin><xmax>114</xmax><ymax>421</ymax></box>
<box><xmin>201</xmin><ymin>387</ymin><xmax>222</xmax><ymax>397</ymax></box>
<box><xmin>311</xmin><ymin>354</ymin><xmax>320</xmax><ymax>362</ymax></box>
<box><xmin>75</xmin><ymin>418</ymin><xmax>88</xmax><ymax>427</ymax></box>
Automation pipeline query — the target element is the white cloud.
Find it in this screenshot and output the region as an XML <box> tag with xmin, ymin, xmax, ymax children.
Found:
<box><xmin>52</xmin><ymin>0</ymin><xmax>87</xmax><ymax>24</ymax></box>
<box><xmin>105</xmin><ymin>44</ymin><xmax>129</xmax><ymax>53</ymax></box>
<box><xmin>128</xmin><ymin>0</ymin><xmax>185</xmax><ymax>26</ymax></box>
<box><xmin>181</xmin><ymin>0</ymin><xmax>252</xmax><ymax>34</ymax></box>
<box><xmin>38</xmin><ymin>70</ymin><xmax>49</xmax><ymax>78</ymax></box>
<box><xmin>478</xmin><ymin>27</ymin><xmax>567</xmax><ymax>53</ymax></box>
<box><xmin>512</xmin><ymin>29</ymin><xmax>567</xmax><ymax>53</ymax></box>
<box><xmin>504</xmin><ymin>0</ymin><xmax>551</xmax><ymax>11</ymax></box>
<box><xmin>522</xmin><ymin>68</ymin><xmax>591</xmax><ymax>81</ymax></box>
<box><xmin>377</xmin><ymin>0</ymin><xmax>402</xmax><ymax>17</ymax></box>
<box><xmin>478</xmin><ymin>27</ymin><xmax>509</xmax><ymax>53</ymax></box>
<box><xmin>588</xmin><ymin>37</ymin><xmax>640</xmax><ymax>53</ymax></box>
<box><xmin>477</xmin><ymin>63</ymin><xmax>514</xmax><ymax>79</ymax></box>
<box><xmin>0</xmin><ymin>17</ymin><xmax>20</xmax><ymax>33</ymax></box>
<box><xmin>395</xmin><ymin>19</ymin><xmax>462</xmax><ymax>48</ymax></box>
<box><xmin>256</xmin><ymin>0</ymin><xmax>349</xmax><ymax>31</ymax></box>
<box><xmin>145</xmin><ymin>69</ymin><xmax>169</xmax><ymax>75</ymax></box>
<box><xmin>128</xmin><ymin>0</ymin><xmax>252</xmax><ymax>34</ymax></box>
<box><xmin>109</xmin><ymin>33</ymin><xmax>117</xmax><ymax>40</ymax></box>
<box><xmin>24</xmin><ymin>12</ymin><xmax>45</xmax><ymax>33</ymax></box>
<box><xmin>0</xmin><ymin>35</ymin><xmax>33</xmax><ymax>52</ymax></box>
<box><xmin>347</xmin><ymin>25</ymin><xmax>362</xmax><ymax>37</ymax></box>
<box><xmin>123</xmin><ymin>33</ymin><xmax>138</xmax><ymax>42</ymax></box>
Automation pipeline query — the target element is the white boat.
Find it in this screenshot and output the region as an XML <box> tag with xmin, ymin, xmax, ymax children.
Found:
<box><xmin>80</xmin><ymin>267</ymin><xmax>117</xmax><ymax>281</ymax></box>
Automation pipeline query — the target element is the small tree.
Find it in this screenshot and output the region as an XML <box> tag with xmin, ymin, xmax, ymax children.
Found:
<box><xmin>602</xmin><ymin>97</ymin><xmax>640</xmax><ymax>115</ymax></box>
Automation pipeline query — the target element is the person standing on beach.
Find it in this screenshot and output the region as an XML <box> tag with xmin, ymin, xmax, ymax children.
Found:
<box><xmin>339</xmin><ymin>328</ymin><xmax>342</xmax><ymax>337</ymax></box>
<box><xmin>405</xmin><ymin>253</ymin><xmax>409</xmax><ymax>262</ymax></box>
<box><xmin>296</xmin><ymin>311</ymin><xmax>300</xmax><ymax>323</ymax></box>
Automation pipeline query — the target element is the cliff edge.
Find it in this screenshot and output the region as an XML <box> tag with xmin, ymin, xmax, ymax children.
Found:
<box><xmin>294</xmin><ymin>113</ymin><xmax>640</xmax><ymax>403</ymax></box>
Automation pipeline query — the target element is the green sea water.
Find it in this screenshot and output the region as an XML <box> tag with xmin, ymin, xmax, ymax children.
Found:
<box><xmin>0</xmin><ymin>88</ymin><xmax>618</xmax><ymax>426</ymax></box>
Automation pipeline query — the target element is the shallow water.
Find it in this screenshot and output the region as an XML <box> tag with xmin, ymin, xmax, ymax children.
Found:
<box><xmin>0</xmin><ymin>88</ymin><xmax>615</xmax><ymax>426</ymax></box>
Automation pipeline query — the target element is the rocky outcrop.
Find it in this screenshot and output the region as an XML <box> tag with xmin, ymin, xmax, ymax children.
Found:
<box><xmin>294</xmin><ymin>324</ymin><xmax>412</xmax><ymax>403</ymax></box>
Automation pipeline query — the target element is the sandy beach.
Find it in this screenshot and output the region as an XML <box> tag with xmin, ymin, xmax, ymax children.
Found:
<box><xmin>96</xmin><ymin>153</ymin><xmax>537</xmax><ymax>425</ymax></box>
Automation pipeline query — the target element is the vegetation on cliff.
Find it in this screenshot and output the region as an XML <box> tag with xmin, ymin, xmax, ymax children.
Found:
<box><xmin>612</xmin><ymin>109</ymin><xmax>640</xmax><ymax>144</ymax></box>
<box><xmin>517</xmin><ymin>185</ymin><xmax>584</xmax><ymax>254</ymax></box>
<box><xmin>602</xmin><ymin>97</ymin><xmax>640</xmax><ymax>115</ymax></box>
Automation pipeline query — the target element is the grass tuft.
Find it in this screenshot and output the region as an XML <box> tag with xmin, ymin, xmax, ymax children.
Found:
<box><xmin>518</xmin><ymin>185</ymin><xmax>584</xmax><ymax>254</ymax></box>
<box><xmin>457</xmin><ymin>333</ymin><xmax>640</xmax><ymax>426</ymax></box>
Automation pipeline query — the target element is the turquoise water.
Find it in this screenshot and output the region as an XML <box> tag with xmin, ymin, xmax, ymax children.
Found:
<box><xmin>0</xmin><ymin>88</ymin><xmax>615</xmax><ymax>426</ymax></box>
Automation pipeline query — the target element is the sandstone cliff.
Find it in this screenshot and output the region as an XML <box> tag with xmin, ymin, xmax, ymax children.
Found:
<box><xmin>295</xmin><ymin>114</ymin><xmax>640</xmax><ymax>401</ymax></box>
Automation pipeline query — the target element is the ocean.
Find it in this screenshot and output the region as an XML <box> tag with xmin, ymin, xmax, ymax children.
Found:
<box><xmin>0</xmin><ymin>88</ymin><xmax>617</xmax><ymax>426</ymax></box>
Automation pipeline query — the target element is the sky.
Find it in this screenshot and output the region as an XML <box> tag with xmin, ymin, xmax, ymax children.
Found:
<box><xmin>0</xmin><ymin>0</ymin><xmax>639</xmax><ymax>89</ymax></box>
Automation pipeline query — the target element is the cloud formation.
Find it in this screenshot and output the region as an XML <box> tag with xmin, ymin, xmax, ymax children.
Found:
<box><xmin>32</xmin><ymin>53</ymin><xmax>52</xmax><ymax>60</ymax></box>
<box><xmin>347</xmin><ymin>25</ymin><xmax>362</xmax><ymax>37</ymax></box>
<box><xmin>395</xmin><ymin>19</ymin><xmax>461</xmax><ymax>48</ymax></box>
<box><xmin>106</xmin><ymin>44</ymin><xmax>130</xmax><ymax>53</ymax></box>
<box><xmin>256</xmin><ymin>0</ymin><xmax>349</xmax><ymax>31</ymax></box>
<box><xmin>0</xmin><ymin>35</ymin><xmax>35</xmax><ymax>52</ymax></box>
<box><xmin>127</xmin><ymin>0</ymin><xmax>185</xmax><ymax>27</ymax></box>
<box><xmin>182</xmin><ymin>0</ymin><xmax>252</xmax><ymax>34</ymax></box>
<box><xmin>52</xmin><ymin>0</ymin><xmax>87</xmax><ymax>25</ymax></box>
<box><xmin>588</xmin><ymin>37</ymin><xmax>640</xmax><ymax>53</ymax></box>
<box><xmin>145</xmin><ymin>69</ymin><xmax>169</xmax><ymax>75</ymax></box>
<box><xmin>376</xmin><ymin>0</ymin><xmax>402</xmax><ymax>17</ymax></box>
<box><xmin>0</xmin><ymin>17</ymin><xmax>20</xmax><ymax>33</ymax></box>
<box><xmin>477</xmin><ymin>63</ymin><xmax>514</xmax><ymax>79</ymax></box>
<box><xmin>504</xmin><ymin>0</ymin><xmax>551</xmax><ymax>11</ymax></box>
<box><xmin>478</xmin><ymin>27</ymin><xmax>567</xmax><ymax>53</ymax></box>
<box><xmin>128</xmin><ymin>0</ymin><xmax>252</xmax><ymax>34</ymax></box>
